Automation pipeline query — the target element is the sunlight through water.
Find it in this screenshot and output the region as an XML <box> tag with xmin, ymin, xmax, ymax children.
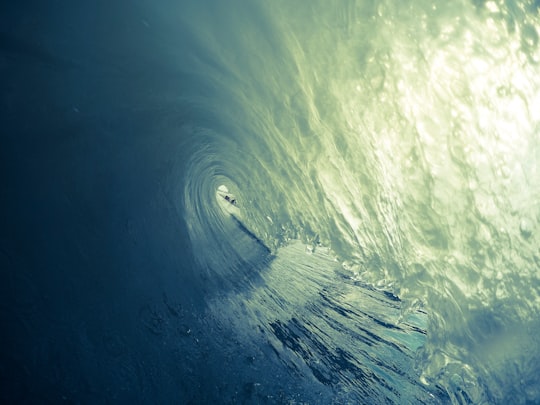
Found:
<box><xmin>176</xmin><ymin>0</ymin><xmax>540</xmax><ymax>402</ymax></box>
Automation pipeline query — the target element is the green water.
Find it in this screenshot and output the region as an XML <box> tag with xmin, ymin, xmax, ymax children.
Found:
<box><xmin>180</xmin><ymin>0</ymin><xmax>540</xmax><ymax>402</ymax></box>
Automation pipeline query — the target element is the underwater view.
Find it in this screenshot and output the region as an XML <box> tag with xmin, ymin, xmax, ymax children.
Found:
<box><xmin>2</xmin><ymin>0</ymin><xmax>540</xmax><ymax>403</ymax></box>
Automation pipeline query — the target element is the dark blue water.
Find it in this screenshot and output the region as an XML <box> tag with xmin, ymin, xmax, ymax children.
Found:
<box><xmin>2</xmin><ymin>1</ymin><xmax>540</xmax><ymax>403</ymax></box>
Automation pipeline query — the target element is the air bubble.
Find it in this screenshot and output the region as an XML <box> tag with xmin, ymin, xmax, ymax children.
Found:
<box><xmin>500</xmin><ymin>165</ymin><xmax>511</xmax><ymax>179</ymax></box>
<box><xmin>497</xmin><ymin>86</ymin><xmax>510</xmax><ymax>97</ymax></box>
<box><xmin>521</xmin><ymin>24</ymin><xmax>539</xmax><ymax>50</ymax></box>
<box><xmin>520</xmin><ymin>217</ymin><xmax>533</xmax><ymax>238</ymax></box>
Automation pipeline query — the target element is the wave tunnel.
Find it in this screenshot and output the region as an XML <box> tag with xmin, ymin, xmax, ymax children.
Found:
<box><xmin>2</xmin><ymin>0</ymin><xmax>540</xmax><ymax>403</ymax></box>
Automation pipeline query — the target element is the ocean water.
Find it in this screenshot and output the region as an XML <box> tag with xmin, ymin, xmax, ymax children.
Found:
<box><xmin>2</xmin><ymin>0</ymin><xmax>540</xmax><ymax>403</ymax></box>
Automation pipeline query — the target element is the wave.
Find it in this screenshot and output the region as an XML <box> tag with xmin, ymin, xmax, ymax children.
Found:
<box><xmin>175</xmin><ymin>0</ymin><xmax>540</xmax><ymax>403</ymax></box>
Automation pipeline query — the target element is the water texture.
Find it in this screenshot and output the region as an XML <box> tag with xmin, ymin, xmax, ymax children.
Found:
<box><xmin>1</xmin><ymin>0</ymin><xmax>539</xmax><ymax>403</ymax></box>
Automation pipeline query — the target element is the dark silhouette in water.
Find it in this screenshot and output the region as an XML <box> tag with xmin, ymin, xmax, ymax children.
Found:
<box><xmin>224</xmin><ymin>195</ymin><xmax>237</xmax><ymax>205</ymax></box>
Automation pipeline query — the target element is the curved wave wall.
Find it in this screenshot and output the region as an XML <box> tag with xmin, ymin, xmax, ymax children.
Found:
<box><xmin>2</xmin><ymin>0</ymin><xmax>539</xmax><ymax>403</ymax></box>
<box><xmin>180</xmin><ymin>0</ymin><xmax>540</xmax><ymax>402</ymax></box>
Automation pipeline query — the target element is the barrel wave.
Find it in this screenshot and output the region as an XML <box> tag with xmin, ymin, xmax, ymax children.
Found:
<box><xmin>2</xmin><ymin>0</ymin><xmax>539</xmax><ymax>403</ymax></box>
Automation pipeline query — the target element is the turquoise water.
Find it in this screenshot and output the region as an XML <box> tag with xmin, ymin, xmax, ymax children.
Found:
<box><xmin>180</xmin><ymin>0</ymin><xmax>540</xmax><ymax>402</ymax></box>
<box><xmin>3</xmin><ymin>0</ymin><xmax>537</xmax><ymax>402</ymax></box>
